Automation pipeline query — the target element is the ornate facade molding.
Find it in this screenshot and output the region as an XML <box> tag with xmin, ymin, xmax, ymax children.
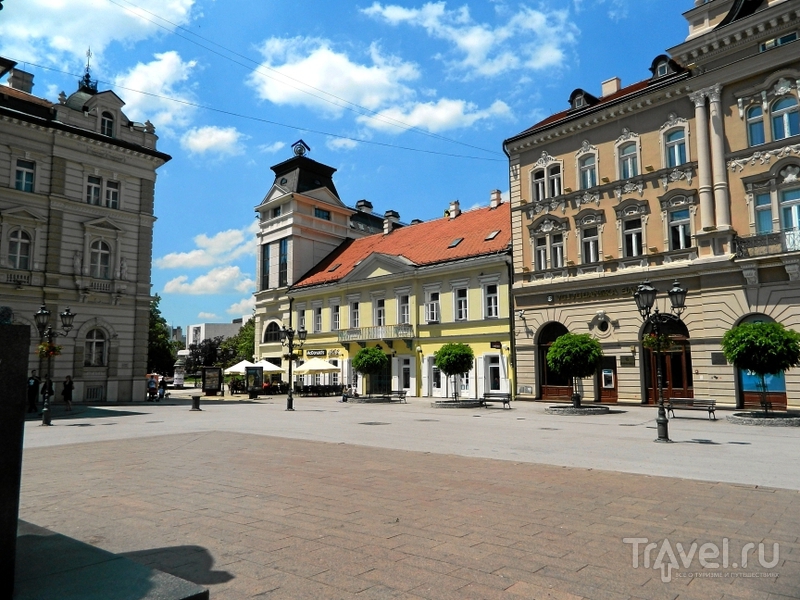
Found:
<box><xmin>780</xmin><ymin>165</ymin><xmax>800</xmax><ymax>184</ymax></box>
<box><xmin>533</xmin><ymin>151</ymin><xmax>557</xmax><ymax>169</ymax></box>
<box><xmin>659</xmin><ymin>168</ymin><xmax>694</xmax><ymax>191</ymax></box>
<box><xmin>728</xmin><ymin>143</ymin><xmax>800</xmax><ymax>172</ymax></box>
<box><xmin>614</xmin><ymin>200</ymin><xmax>649</xmax><ymax>221</ymax></box>
<box><xmin>613</xmin><ymin>180</ymin><xmax>644</xmax><ymax>200</ymax></box>
<box><xmin>736</xmin><ymin>76</ymin><xmax>800</xmax><ymax>118</ymax></box>
<box><xmin>527</xmin><ymin>199</ymin><xmax>566</xmax><ymax>218</ymax></box>
<box><xmin>575</xmin><ymin>140</ymin><xmax>597</xmax><ymax>158</ymax></box>
<box><xmin>659</xmin><ymin>193</ymin><xmax>697</xmax><ymax>212</ymax></box>
<box><xmin>574</xmin><ymin>191</ymin><xmax>600</xmax><ymax>209</ymax></box>
<box><xmin>616</xmin><ymin>128</ymin><xmax>639</xmax><ymax>144</ymax></box>
<box><xmin>531</xmin><ymin>217</ymin><xmax>568</xmax><ymax>235</ymax></box>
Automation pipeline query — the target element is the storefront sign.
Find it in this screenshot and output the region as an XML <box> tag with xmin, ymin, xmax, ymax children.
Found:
<box><xmin>555</xmin><ymin>286</ymin><xmax>639</xmax><ymax>304</ymax></box>
<box><xmin>711</xmin><ymin>352</ymin><xmax>728</xmax><ymax>365</ymax></box>
<box><xmin>619</xmin><ymin>355</ymin><xmax>635</xmax><ymax>367</ymax></box>
<box><xmin>490</xmin><ymin>341</ymin><xmax>502</xmax><ymax>349</ymax></box>
<box><xmin>306</xmin><ymin>349</ymin><xmax>327</xmax><ymax>357</ymax></box>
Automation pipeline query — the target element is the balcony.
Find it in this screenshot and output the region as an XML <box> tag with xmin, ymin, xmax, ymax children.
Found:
<box><xmin>734</xmin><ymin>231</ymin><xmax>800</xmax><ymax>259</ymax></box>
<box><xmin>337</xmin><ymin>324</ymin><xmax>414</xmax><ymax>343</ymax></box>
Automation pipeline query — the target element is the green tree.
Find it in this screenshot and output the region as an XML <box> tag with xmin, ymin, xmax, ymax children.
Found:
<box><xmin>546</xmin><ymin>333</ymin><xmax>603</xmax><ymax>407</ymax></box>
<box><xmin>218</xmin><ymin>318</ymin><xmax>255</xmax><ymax>367</ymax></box>
<box><xmin>147</xmin><ymin>295</ymin><xmax>176</xmax><ymax>375</ymax></box>
<box><xmin>434</xmin><ymin>343</ymin><xmax>475</xmax><ymax>400</ymax></box>
<box><xmin>352</xmin><ymin>347</ymin><xmax>389</xmax><ymax>396</ymax></box>
<box><xmin>721</xmin><ymin>321</ymin><xmax>800</xmax><ymax>413</ymax></box>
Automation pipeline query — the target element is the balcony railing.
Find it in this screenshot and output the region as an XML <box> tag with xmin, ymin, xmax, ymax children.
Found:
<box><xmin>734</xmin><ymin>230</ymin><xmax>800</xmax><ymax>259</ymax></box>
<box><xmin>337</xmin><ymin>324</ymin><xmax>414</xmax><ymax>343</ymax></box>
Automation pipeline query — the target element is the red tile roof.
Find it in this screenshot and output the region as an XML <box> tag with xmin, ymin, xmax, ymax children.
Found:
<box><xmin>0</xmin><ymin>84</ymin><xmax>54</xmax><ymax>108</ymax></box>
<box><xmin>293</xmin><ymin>202</ymin><xmax>511</xmax><ymax>289</ymax></box>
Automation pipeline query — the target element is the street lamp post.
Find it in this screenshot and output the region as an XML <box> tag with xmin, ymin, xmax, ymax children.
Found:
<box><xmin>633</xmin><ymin>280</ymin><xmax>687</xmax><ymax>443</ymax></box>
<box><xmin>280</xmin><ymin>324</ymin><xmax>306</xmax><ymax>411</ymax></box>
<box><xmin>34</xmin><ymin>304</ymin><xmax>76</xmax><ymax>426</ymax></box>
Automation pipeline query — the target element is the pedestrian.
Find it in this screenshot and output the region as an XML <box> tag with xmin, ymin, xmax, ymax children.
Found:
<box><xmin>62</xmin><ymin>375</ymin><xmax>74</xmax><ymax>411</ymax></box>
<box><xmin>41</xmin><ymin>376</ymin><xmax>54</xmax><ymax>411</ymax></box>
<box><xmin>27</xmin><ymin>370</ymin><xmax>41</xmax><ymax>413</ymax></box>
<box><xmin>157</xmin><ymin>376</ymin><xmax>167</xmax><ymax>401</ymax></box>
<box><xmin>147</xmin><ymin>375</ymin><xmax>157</xmax><ymax>401</ymax></box>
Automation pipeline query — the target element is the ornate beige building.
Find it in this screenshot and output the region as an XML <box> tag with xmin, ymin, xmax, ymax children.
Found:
<box><xmin>0</xmin><ymin>59</ymin><xmax>170</xmax><ymax>401</ymax></box>
<box><xmin>504</xmin><ymin>0</ymin><xmax>800</xmax><ymax>409</ymax></box>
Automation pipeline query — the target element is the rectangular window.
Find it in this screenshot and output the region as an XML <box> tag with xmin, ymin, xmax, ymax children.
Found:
<box><xmin>278</xmin><ymin>239</ymin><xmax>288</xmax><ymax>287</ymax></box>
<box><xmin>105</xmin><ymin>181</ymin><xmax>119</xmax><ymax>209</ymax></box>
<box><xmin>460</xmin><ymin>371</ymin><xmax>470</xmax><ymax>392</ymax></box>
<box><xmin>314</xmin><ymin>307</ymin><xmax>322</xmax><ymax>333</ymax></box>
<box><xmin>330</xmin><ymin>360</ymin><xmax>339</xmax><ymax>386</ymax></box>
<box><xmin>298</xmin><ymin>310</ymin><xmax>306</xmax><ymax>331</ymax></box>
<box><xmin>455</xmin><ymin>288</ymin><xmax>468</xmax><ymax>321</ymax></box>
<box><xmin>15</xmin><ymin>159</ymin><xmax>35</xmax><ymax>192</ymax></box>
<box><xmin>747</xmin><ymin>107</ymin><xmax>765</xmax><ymax>146</ymax></box>
<box><xmin>314</xmin><ymin>207</ymin><xmax>331</xmax><ymax>220</ymax></box>
<box><xmin>666</xmin><ymin>130</ymin><xmax>686</xmax><ymax>168</ymax></box>
<box><xmin>582</xmin><ymin>227</ymin><xmax>599</xmax><ymax>263</ymax></box>
<box><xmin>331</xmin><ymin>304</ymin><xmax>340</xmax><ymax>331</ymax></box>
<box><xmin>260</xmin><ymin>243</ymin><xmax>270</xmax><ymax>290</ymax></box>
<box><xmin>485</xmin><ymin>284</ymin><xmax>499</xmax><ymax>319</ymax></box>
<box><xmin>760</xmin><ymin>31</ymin><xmax>798</xmax><ymax>52</ymax></box>
<box><xmin>551</xmin><ymin>234</ymin><xmax>564</xmax><ymax>268</ymax></box>
<box><xmin>548</xmin><ymin>166</ymin><xmax>562</xmax><ymax>197</ymax></box>
<box><xmin>350</xmin><ymin>302</ymin><xmax>360</xmax><ymax>328</ymax></box>
<box><xmin>425</xmin><ymin>292</ymin><xmax>440</xmax><ymax>323</ymax></box>
<box><xmin>375</xmin><ymin>299</ymin><xmax>385</xmax><ymax>326</ymax></box>
<box><xmin>432</xmin><ymin>366</ymin><xmax>441</xmax><ymax>389</ymax></box>
<box><xmin>534</xmin><ymin>237</ymin><xmax>547</xmax><ymax>271</ymax></box>
<box><xmin>86</xmin><ymin>176</ymin><xmax>102</xmax><ymax>205</ymax></box>
<box><xmin>402</xmin><ymin>358</ymin><xmax>411</xmax><ymax>389</ymax></box>
<box><xmin>669</xmin><ymin>209</ymin><xmax>692</xmax><ymax>250</ymax></box>
<box><xmin>399</xmin><ymin>295</ymin><xmax>410</xmax><ymax>324</ymax></box>
<box><xmin>532</xmin><ymin>171</ymin><xmax>545</xmax><ymax>202</ymax></box>
<box><xmin>488</xmin><ymin>356</ymin><xmax>501</xmax><ymax>391</ymax></box>
<box><xmin>624</xmin><ymin>218</ymin><xmax>643</xmax><ymax>257</ymax></box>
<box><xmin>272</xmin><ymin>206</ymin><xmax>281</xmax><ymax>218</ymax></box>
<box><xmin>755</xmin><ymin>193</ymin><xmax>773</xmax><ymax>234</ymax></box>
<box><xmin>580</xmin><ymin>156</ymin><xmax>596</xmax><ymax>190</ymax></box>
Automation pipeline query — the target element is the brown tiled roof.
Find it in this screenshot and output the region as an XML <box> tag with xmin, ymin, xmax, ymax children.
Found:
<box><xmin>0</xmin><ymin>85</ymin><xmax>54</xmax><ymax>108</ymax></box>
<box><xmin>293</xmin><ymin>202</ymin><xmax>511</xmax><ymax>289</ymax></box>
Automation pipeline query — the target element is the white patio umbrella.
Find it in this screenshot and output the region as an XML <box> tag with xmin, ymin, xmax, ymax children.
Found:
<box><xmin>292</xmin><ymin>357</ymin><xmax>340</xmax><ymax>374</ymax></box>
<box><xmin>223</xmin><ymin>359</ymin><xmax>256</xmax><ymax>375</ymax></box>
<box><xmin>253</xmin><ymin>360</ymin><xmax>285</xmax><ymax>373</ymax></box>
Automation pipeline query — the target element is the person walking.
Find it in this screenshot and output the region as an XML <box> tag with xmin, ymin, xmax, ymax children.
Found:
<box><xmin>147</xmin><ymin>375</ymin><xmax>157</xmax><ymax>401</ymax></box>
<box><xmin>27</xmin><ymin>370</ymin><xmax>41</xmax><ymax>413</ymax></box>
<box><xmin>62</xmin><ymin>375</ymin><xmax>74</xmax><ymax>411</ymax></box>
<box><xmin>41</xmin><ymin>376</ymin><xmax>54</xmax><ymax>412</ymax></box>
<box><xmin>157</xmin><ymin>376</ymin><xmax>167</xmax><ymax>401</ymax></box>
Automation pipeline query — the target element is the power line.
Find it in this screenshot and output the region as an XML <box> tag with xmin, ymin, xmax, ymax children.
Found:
<box><xmin>103</xmin><ymin>0</ymin><xmax>502</xmax><ymax>157</ymax></box>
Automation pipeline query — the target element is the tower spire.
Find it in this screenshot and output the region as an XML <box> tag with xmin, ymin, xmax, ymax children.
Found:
<box><xmin>79</xmin><ymin>47</ymin><xmax>98</xmax><ymax>94</ymax></box>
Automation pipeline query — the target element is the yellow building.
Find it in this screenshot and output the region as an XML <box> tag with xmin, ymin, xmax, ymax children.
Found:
<box><xmin>504</xmin><ymin>0</ymin><xmax>800</xmax><ymax>409</ymax></box>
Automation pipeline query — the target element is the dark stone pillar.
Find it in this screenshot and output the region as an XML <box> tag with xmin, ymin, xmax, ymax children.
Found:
<box><xmin>0</xmin><ymin>323</ymin><xmax>30</xmax><ymax>597</ymax></box>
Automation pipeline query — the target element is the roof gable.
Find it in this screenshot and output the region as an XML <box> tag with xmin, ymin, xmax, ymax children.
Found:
<box><xmin>340</xmin><ymin>253</ymin><xmax>416</xmax><ymax>283</ymax></box>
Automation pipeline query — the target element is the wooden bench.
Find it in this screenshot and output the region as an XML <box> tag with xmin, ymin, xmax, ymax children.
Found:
<box><xmin>480</xmin><ymin>392</ymin><xmax>512</xmax><ymax>409</ymax></box>
<box><xmin>667</xmin><ymin>397</ymin><xmax>716</xmax><ymax>420</ymax></box>
<box><xmin>389</xmin><ymin>390</ymin><xmax>408</xmax><ymax>403</ymax></box>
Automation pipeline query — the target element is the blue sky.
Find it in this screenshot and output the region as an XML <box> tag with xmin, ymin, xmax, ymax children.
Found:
<box><xmin>0</xmin><ymin>0</ymin><xmax>688</xmax><ymax>332</ymax></box>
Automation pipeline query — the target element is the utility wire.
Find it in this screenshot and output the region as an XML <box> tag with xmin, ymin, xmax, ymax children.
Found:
<box><xmin>103</xmin><ymin>0</ymin><xmax>502</xmax><ymax>157</ymax></box>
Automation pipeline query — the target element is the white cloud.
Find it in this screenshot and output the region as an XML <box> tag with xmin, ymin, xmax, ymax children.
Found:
<box><xmin>362</xmin><ymin>2</ymin><xmax>579</xmax><ymax>77</ymax></box>
<box><xmin>198</xmin><ymin>312</ymin><xmax>218</xmax><ymax>319</ymax></box>
<box><xmin>114</xmin><ymin>52</ymin><xmax>198</xmax><ymax>132</ymax></box>
<box><xmin>163</xmin><ymin>266</ymin><xmax>255</xmax><ymax>295</ymax></box>
<box><xmin>326</xmin><ymin>137</ymin><xmax>359</xmax><ymax>151</ymax></box>
<box><xmin>181</xmin><ymin>126</ymin><xmax>247</xmax><ymax>156</ymax></box>
<box><xmin>259</xmin><ymin>141</ymin><xmax>287</xmax><ymax>154</ymax></box>
<box><xmin>227</xmin><ymin>297</ymin><xmax>255</xmax><ymax>316</ymax></box>
<box><xmin>0</xmin><ymin>0</ymin><xmax>195</xmax><ymax>65</ymax></box>
<box><xmin>357</xmin><ymin>98</ymin><xmax>510</xmax><ymax>133</ymax></box>
<box><xmin>247</xmin><ymin>38</ymin><xmax>418</xmax><ymax>117</ymax></box>
<box><xmin>155</xmin><ymin>226</ymin><xmax>254</xmax><ymax>269</ymax></box>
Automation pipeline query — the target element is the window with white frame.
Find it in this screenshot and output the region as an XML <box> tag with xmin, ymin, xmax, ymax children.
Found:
<box><xmin>534</xmin><ymin>236</ymin><xmax>547</xmax><ymax>271</ymax></box>
<box><xmin>314</xmin><ymin>307</ymin><xmax>322</xmax><ymax>333</ymax></box>
<box><xmin>760</xmin><ymin>31</ymin><xmax>798</xmax><ymax>52</ymax></box>
<box><xmin>548</xmin><ymin>165</ymin><xmax>562</xmax><ymax>197</ymax></box>
<box><xmin>488</xmin><ymin>356</ymin><xmax>501</xmax><ymax>391</ymax></box>
<box><xmin>747</xmin><ymin>105</ymin><xmax>765</xmax><ymax>146</ymax></box>
<box><xmin>105</xmin><ymin>181</ymin><xmax>120</xmax><ymax>209</ymax></box>
<box><xmin>781</xmin><ymin>188</ymin><xmax>800</xmax><ymax>251</ymax></box>
<box><xmin>454</xmin><ymin>287</ymin><xmax>468</xmax><ymax>321</ymax></box>
<box><xmin>582</xmin><ymin>226</ymin><xmax>599</xmax><ymax>263</ymax></box>
<box><xmin>619</xmin><ymin>142</ymin><xmax>638</xmax><ymax>179</ymax></box>
<box><xmin>532</xmin><ymin>170</ymin><xmax>545</xmax><ymax>202</ymax></box>
<box><xmin>350</xmin><ymin>302</ymin><xmax>360</xmax><ymax>328</ymax></box>
<box><xmin>425</xmin><ymin>291</ymin><xmax>440</xmax><ymax>323</ymax></box>
<box><xmin>623</xmin><ymin>218</ymin><xmax>643</xmax><ymax>257</ymax></box>
<box><xmin>15</xmin><ymin>159</ymin><xmax>35</xmax><ymax>192</ymax></box>
<box><xmin>459</xmin><ymin>371</ymin><xmax>470</xmax><ymax>392</ymax></box>
<box><xmin>375</xmin><ymin>298</ymin><xmax>386</xmax><ymax>326</ymax></box>
<box><xmin>8</xmin><ymin>229</ymin><xmax>31</xmax><ymax>270</ymax></box>
<box><xmin>398</xmin><ymin>295</ymin><xmax>410</xmax><ymax>324</ymax></box>
<box><xmin>772</xmin><ymin>96</ymin><xmax>800</xmax><ymax>141</ymax></box>
<box><xmin>297</xmin><ymin>309</ymin><xmax>306</xmax><ymax>331</ymax></box>
<box><xmin>485</xmin><ymin>284</ymin><xmax>499</xmax><ymax>319</ymax></box>
<box><xmin>669</xmin><ymin>209</ymin><xmax>692</xmax><ymax>250</ymax></box>
<box><xmin>579</xmin><ymin>155</ymin><xmax>597</xmax><ymax>190</ymax></box>
<box><xmin>755</xmin><ymin>192</ymin><xmax>773</xmax><ymax>234</ymax></box>
<box><xmin>264</xmin><ymin>322</ymin><xmax>281</xmax><ymax>342</ymax></box>
<box><xmin>665</xmin><ymin>130</ymin><xmax>687</xmax><ymax>167</ymax></box>
<box><xmin>86</xmin><ymin>176</ymin><xmax>102</xmax><ymax>205</ymax></box>
<box><xmin>551</xmin><ymin>233</ymin><xmax>565</xmax><ymax>268</ymax></box>
<box><xmin>101</xmin><ymin>112</ymin><xmax>114</xmax><ymax>137</ymax></box>
<box><xmin>432</xmin><ymin>365</ymin><xmax>441</xmax><ymax>389</ymax></box>
<box><xmin>84</xmin><ymin>329</ymin><xmax>106</xmax><ymax>366</ymax></box>
<box><xmin>89</xmin><ymin>240</ymin><xmax>111</xmax><ymax>279</ymax></box>
<box><xmin>330</xmin><ymin>359</ymin><xmax>339</xmax><ymax>386</ymax></box>
<box><xmin>331</xmin><ymin>304</ymin><xmax>340</xmax><ymax>331</ymax></box>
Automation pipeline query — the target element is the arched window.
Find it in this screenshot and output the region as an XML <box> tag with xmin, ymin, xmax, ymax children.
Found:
<box><xmin>747</xmin><ymin>105</ymin><xmax>765</xmax><ymax>146</ymax></box>
<box><xmin>90</xmin><ymin>240</ymin><xmax>111</xmax><ymax>279</ymax></box>
<box><xmin>579</xmin><ymin>155</ymin><xmax>596</xmax><ymax>190</ymax></box>
<box><xmin>8</xmin><ymin>229</ymin><xmax>31</xmax><ymax>270</ymax></box>
<box><xmin>771</xmin><ymin>96</ymin><xmax>800</xmax><ymax>141</ymax></box>
<box><xmin>263</xmin><ymin>322</ymin><xmax>281</xmax><ymax>343</ymax></box>
<box><xmin>618</xmin><ymin>142</ymin><xmax>638</xmax><ymax>179</ymax></box>
<box><xmin>101</xmin><ymin>112</ymin><xmax>114</xmax><ymax>137</ymax></box>
<box><xmin>665</xmin><ymin>129</ymin><xmax>686</xmax><ymax>167</ymax></box>
<box><xmin>85</xmin><ymin>329</ymin><xmax>106</xmax><ymax>366</ymax></box>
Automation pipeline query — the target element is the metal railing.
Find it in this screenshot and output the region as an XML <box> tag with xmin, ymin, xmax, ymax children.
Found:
<box><xmin>734</xmin><ymin>230</ymin><xmax>800</xmax><ymax>258</ymax></box>
<box><xmin>337</xmin><ymin>324</ymin><xmax>414</xmax><ymax>342</ymax></box>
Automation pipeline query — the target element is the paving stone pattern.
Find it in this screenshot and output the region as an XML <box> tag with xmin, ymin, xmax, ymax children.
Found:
<box><xmin>20</xmin><ymin>432</ymin><xmax>800</xmax><ymax>599</ymax></box>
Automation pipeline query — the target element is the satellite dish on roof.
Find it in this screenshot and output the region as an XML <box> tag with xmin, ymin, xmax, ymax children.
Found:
<box><xmin>292</xmin><ymin>139</ymin><xmax>311</xmax><ymax>157</ymax></box>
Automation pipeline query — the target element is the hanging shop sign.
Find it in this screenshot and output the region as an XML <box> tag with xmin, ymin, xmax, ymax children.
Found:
<box><xmin>306</xmin><ymin>349</ymin><xmax>327</xmax><ymax>357</ymax></box>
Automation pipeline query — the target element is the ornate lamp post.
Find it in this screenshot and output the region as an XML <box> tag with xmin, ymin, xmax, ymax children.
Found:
<box><xmin>280</xmin><ymin>324</ymin><xmax>306</xmax><ymax>411</ymax></box>
<box><xmin>34</xmin><ymin>304</ymin><xmax>76</xmax><ymax>426</ymax></box>
<box><xmin>633</xmin><ymin>280</ymin><xmax>687</xmax><ymax>442</ymax></box>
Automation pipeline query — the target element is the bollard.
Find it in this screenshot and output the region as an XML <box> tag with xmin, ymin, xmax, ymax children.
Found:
<box><xmin>190</xmin><ymin>395</ymin><xmax>202</xmax><ymax>411</ymax></box>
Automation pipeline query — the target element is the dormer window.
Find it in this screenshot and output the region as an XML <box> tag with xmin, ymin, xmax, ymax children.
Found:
<box><xmin>573</xmin><ymin>96</ymin><xmax>584</xmax><ymax>109</ymax></box>
<box><xmin>568</xmin><ymin>89</ymin><xmax>598</xmax><ymax>111</ymax></box>
<box><xmin>656</xmin><ymin>62</ymin><xmax>669</xmax><ymax>77</ymax></box>
<box><xmin>101</xmin><ymin>112</ymin><xmax>114</xmax><ymax>137</ymax></box>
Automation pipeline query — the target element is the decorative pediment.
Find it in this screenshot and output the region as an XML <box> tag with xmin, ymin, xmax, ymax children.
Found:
<box><xmin>573</xmin><ymin>191</ymin><xmax>600</xmax><ymax>209</ymax></box>
<box><xmin>574</xmin><ymin>209</ymin><xmax>605</xmax><ymax>227</ymax></box>
<box><xmin>659</xmin><ymin>167</ymin><xmax>694</xmax><ymax>191</ymax></box>
<box><xmin>576</xmin><ymin>140</ymin><xmax>597</xmax><ymax>158</ymax></box>
<box><xmin>530</xmin><ymin>216</ymin><xmax>568</xmax><ymax>235</ymax></box>
<box><xmin>1</xmin><ymin>207</ymin><xmax>46</xmax><ymax>223</ymax></box>
<box><xmin>533</xmin><ymin>151</ymin><xmax>557</xmax><ymax>169</ymax></box>
<box><xmin>527</xmin><ymin>199</ymin><xmax>565</xmax><ymax>218</ymax></box>
<box><xmin>614</xmin><ymin>200</ymin><xmax>649</xmax><ymax>220</ymax></box>
<box><xmin>341</xmin><ymin>253</ymin><xmax>416</xmax><ymax>283</ymax></box>
<box><xmin>613</xmin><ymin>180</ymin><xmax>645</xmax><ymax>200</ymax></box>
<box><xmin>659</xmin><ymin>193</ymin><xmax>696</xmax><ymax>212</ymax></box>
<box><xmin>83</xmin><ymin>216</ymin><xmax>124</xmax><ymax>232</ymax></box>
<box><xmin>659</xmin><ymin>112</ymin><xmax>687</xmax><ymax>132</ymax></box>
<box><xmin>616</xmin><ymin>128</ymin><xmax>639</xmax><ymax>144</ymax></box>
<box><xmin>780</xmin><ymin>165</ymin><xmax>800</xmax><ymax>184</ymax></box>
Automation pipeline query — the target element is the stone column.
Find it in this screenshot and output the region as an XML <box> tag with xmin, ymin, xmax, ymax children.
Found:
<box><xmin>691</xmin><ymin>90</ymin><xmax>715</xmax><ymax>231</ymax></box>
<box><xmin>708</xmin><ymin>85</ymin><xmax>732</xmax><ymax>228</ymax></box>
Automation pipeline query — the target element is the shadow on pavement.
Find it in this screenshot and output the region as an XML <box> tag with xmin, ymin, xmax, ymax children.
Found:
<box><xmin>122</xmin><ymin>546</ymin><xmax>234</xmax><ymax>586</ymax></box>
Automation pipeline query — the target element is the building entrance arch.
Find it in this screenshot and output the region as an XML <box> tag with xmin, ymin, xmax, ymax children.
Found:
<box><xmin>641</xmin><ymin>318</ymin><xmax>693</xmax><ymax>403</ymax></box>
<box><xmin>537</xmin><ymin>322</ymin><xmax>570</xmax><ymax>400</ymax></box>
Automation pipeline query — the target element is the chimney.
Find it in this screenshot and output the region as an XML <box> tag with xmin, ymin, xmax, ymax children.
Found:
<box><xmin>355</xmin><ymin>199</ymin><xmax>373</xmax><ymax>214</ymax></box>
<box><xmin>410</xmin><ymin>218</ymin><xmax>423</xmax><ymax>225</ymax></box>
<box><xmin>601</xmin><ymin>77</ymin><xmax>621</xmax><ymax>97</ymax></box>
<box><xmin>383</xmin><ymin>210</ymin><xmax>400</xmax><ymax>234</ymax></box>
<box><xmin>490</xmin><ymin>189</ymin><xmax>502</xmax><ymax>208</ymax></box>
<box><xmin>448</xmin><ymin>200</ymin><xmax>461</xmax><ymax>219</ymax></box>
<box><xmin>8</xmin><ymin>69</ymin><xmax>34</xmax><ymax>94</ymax></box>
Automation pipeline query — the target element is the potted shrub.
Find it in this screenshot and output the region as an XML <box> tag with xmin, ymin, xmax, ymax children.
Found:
<box><xmin>434</xmin><ymin>343</ymin><xmax>475</xmax><ymax>401</ymax></box>
<box><xmin>546</xmin><ymin>333</ymin><xmax>603</xmax><ymax>407</ymax></box>
<box><xmin>352</xmin><ymin>347</ymin><xmax>389</xmax><ymax>397</ymax></box>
